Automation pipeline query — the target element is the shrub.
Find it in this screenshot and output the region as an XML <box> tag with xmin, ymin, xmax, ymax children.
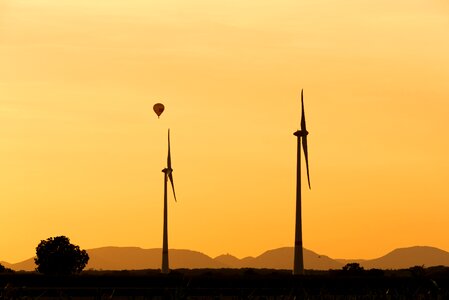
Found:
<box><xmin>35</xmin><ymin>236</ymin><xmax>89</xmax><ymax>275</ymax></box>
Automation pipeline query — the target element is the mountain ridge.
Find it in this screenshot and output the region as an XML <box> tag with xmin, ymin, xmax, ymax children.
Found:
<box><xmin>3</xmin><ymin>246</ymin><xmax>449</xmax><ymax>271</ymax></box>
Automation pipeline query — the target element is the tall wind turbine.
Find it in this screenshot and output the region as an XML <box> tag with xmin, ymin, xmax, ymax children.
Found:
<box><xmin>293</xmin><ymin>89</ymin><xmax>311</xmax><ymax>275</ymax></box>
<box><xmin>161</xmin><ymin>129</ymin><xmax>177</xmax><ymax>274</ymax></box>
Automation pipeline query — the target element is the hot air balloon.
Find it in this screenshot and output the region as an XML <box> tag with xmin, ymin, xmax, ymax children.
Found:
<box><xmin>153</xmin><ymin>103</ymin><xmax>165</xmax><ymax>118</ymax></box>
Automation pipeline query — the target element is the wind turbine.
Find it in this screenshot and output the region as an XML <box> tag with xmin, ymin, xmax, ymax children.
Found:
<box><xmin>161</xmin><ymin>129</ymin><xmax>177</xmax><ymax>274</ymax></box>
<box><xmin>293</xmin><ymin>89</ymin><xmax>311</xmax><ymax>275</ymax></box>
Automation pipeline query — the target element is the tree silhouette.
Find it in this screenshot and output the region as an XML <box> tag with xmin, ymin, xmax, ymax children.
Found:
<box><xmin>35</xmin><ymin>236</ymin><xmax>89</xmax><ymax>275</ymax></box>
<box><xmin>409</xmin><ymin>265</ymin><xmax>425</xmax><ymax>278</ymax></box>
<box><xmin>342</xmin><ymin>262</ymin><xmax>364</xmax><ymax>275</ymax></box>
<box><xmin>0</xmin><ymin>263</ymin><xmax>13</xmax><ymax>273</ymax></box>
<box><xmin>342</xmin><ymin>262</ymin><xmax>364</xmax><ymax>271</ymax></box>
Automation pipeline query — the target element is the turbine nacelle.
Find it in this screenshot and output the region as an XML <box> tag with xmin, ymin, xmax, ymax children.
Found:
<box><xmin>162</xmin><ymin>167</ymin><xmax>173</xmax><ymax>175</ymax></box>
<box><xmin>294</xmin><ymin>130</ymin><xmax>309</xmax><ymax>137</ymax></box>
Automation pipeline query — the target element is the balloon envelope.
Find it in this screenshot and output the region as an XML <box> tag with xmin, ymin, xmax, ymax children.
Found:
<box><xmin>153</xmin><ymin>103</ymin><xmax>165</xmax><ymax>118</ymax></box>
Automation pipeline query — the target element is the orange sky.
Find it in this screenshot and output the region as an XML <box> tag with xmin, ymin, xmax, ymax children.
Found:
<box><xmin>1</xmin><ymin>0</ymin><xmax>449</xmax><ymax>264</ymax></box>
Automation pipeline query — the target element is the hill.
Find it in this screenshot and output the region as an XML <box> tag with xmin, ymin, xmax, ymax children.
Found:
<box><xmin>215</xmin><ymin>247</ymin><xmax>342</xmax><ymax>270</ymax></box>
<box><xmin>4</xmin><ymin>246</ymin><xmax>449</xmax><ymax>271</ymax></box>
<box><xmin>4</xmin><ymin>247</ymin><xmax>340</xmax><ymax>271</ymax></box>
<box><xmin>337</xmin><ymin>246</ymin><xmax>449</xmax><ymax>269</ymax></box>
<box><xmin>4</xmin><ymin>258</ymin><xmax>35</xmax><ymax>271</ymax></box>
<box><xmin>0</xmin><ymin>261</ymin><xmax>14</xmax><ymax>269</ymax></box>
<box><xmin>5</xmin><ymin>247</ymin><xmax>228</xmax><ymax>271</ymax></box>
<box><xmin>86</xmin><ymin>247</ymin><xmax>226</xmax><ymax>270</ymax></box>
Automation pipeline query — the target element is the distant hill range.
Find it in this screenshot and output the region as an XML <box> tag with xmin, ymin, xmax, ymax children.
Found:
<box><xmin>2</xmin><ymin>246</ymin><xmax>449</xmax><ymax>272</ymax></box>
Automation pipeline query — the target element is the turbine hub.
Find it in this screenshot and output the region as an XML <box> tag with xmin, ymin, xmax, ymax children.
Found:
<box><xmin>294</xmin><ymin>130</ymin><xmax>309</xmax><ymax>137</ymax></box>
<box><xmin>162</xmin><ymin>168</ymin><xmax>173</xmax><ymax>174</ymax></box>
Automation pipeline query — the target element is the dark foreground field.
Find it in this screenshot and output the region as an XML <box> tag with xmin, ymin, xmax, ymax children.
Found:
<box><xmin>2</xmin><ymin>267</ymin><xmax>449</xmax><ymax>299</ymax></box>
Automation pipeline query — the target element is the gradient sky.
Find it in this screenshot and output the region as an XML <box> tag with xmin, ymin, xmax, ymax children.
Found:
<box><xmin>1</xmin><ymin>0</ymin><xmax>449</xmax><ymax>263</ymax></box>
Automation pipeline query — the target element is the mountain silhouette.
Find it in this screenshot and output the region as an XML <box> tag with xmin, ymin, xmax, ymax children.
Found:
<box><xmin>214</xmin><ymin>254</ymin><xmax>243</xmax><ymax>267</ymax></box>
<box><xmin>3</xmin><ymin>258</ymin><xmax>35</xmax><ymax>271</ymax></box>
<box><xmin>0</xmin><ymin>261</ymin><xmax>14</xmax><ymax>269</ymax></box>
<box><xmin>3</xmin><ymin>246</ymin><xmax>449</xmax><ymax>271</ymax></box>
<box><xmin>215</xmin><ymin>247</ymin><xmax>342</xmax><ymax>270</ymax></box>
<box><xmin>337</xmin><ymin>246</ymin><xmax>449</xmax><ymax>269</ymax></box>
<box><xmin>86</xmin><ymin>247</ymin><xmax>226</xmax><ymax>270</ymax></box>
<box><xmin>3</xmin><ymin>248</ymin><xmax>228</xmax><ymax>272</ymax></box>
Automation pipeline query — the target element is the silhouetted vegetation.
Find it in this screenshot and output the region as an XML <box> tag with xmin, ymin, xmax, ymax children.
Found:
<box><xmin>409</xmin><ymin>265</ymin><xmax>426</xmax><ymax>277</ymax></box>
<box><xmin>1</xmin><ymin>267</ymin><xmax>449</xmax><ymax>298</ymax></box>
<box><xmin>35</xmin><ymin>236</ymin><xmax>89</xmax><ymax>275</ymax></box>
<box><xmin>342</xmin><ymin>262</ymin><xmax>364</xmax><ymax>273</ymax></box>
<box><xmin>328</xmin><ymin>263</ymin><xmax>385</xmax><ymax>278</ymax></box>
<box><xmin>0</xmin><ymin>263</ymin><xmax>13</xmax><ymax>273</ymax></box>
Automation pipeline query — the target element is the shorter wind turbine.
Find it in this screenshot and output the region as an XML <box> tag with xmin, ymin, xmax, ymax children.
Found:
<box><xmin>161</xmin><ymin>129</ymin><xmax>177</xmax><ymax>274</ymax></box>
<box><xmin>293</xmin><ymin>89</ymin><xmax>311</xmax><ymax>275</ymax></box>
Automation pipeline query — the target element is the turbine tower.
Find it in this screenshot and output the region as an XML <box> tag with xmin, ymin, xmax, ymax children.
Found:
<box><xmin>161</xmin><ymin>129</ymin><xmax>177</xmax><ymax>274</ymax></box>
<box><xmin>293</xmin><ymin>89</ymin><xmax>311</xmax><ymax>275</ymax></box>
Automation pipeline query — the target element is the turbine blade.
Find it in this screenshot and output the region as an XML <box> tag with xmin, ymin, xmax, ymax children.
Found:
<box><xmin>168</xmin><ymin>173</ymin><xmax>177</xmax><ymax>201</ymax></box>
<box><xmin>301</xmin><ymin>89</ymin><xmax>311</xmax><ymax>189</ymax></box>
<box><xmin>167</xmin><ymin>129</ymin><xmax>177</xmax><ymax>201</ymax></box>
<box><xmin>302</xmin><ymin>136</ymin><xmax>311</xmax><ymax>189</ymax></box>
<box><xmin>300</xmin><ymin>89</ymin><xmax>307</xmax><ymax>132</ymax></box>
<box><xmin>167</xmin><ymin>129</ymin><xmax>172</xmax><ymax>169</ymax></box>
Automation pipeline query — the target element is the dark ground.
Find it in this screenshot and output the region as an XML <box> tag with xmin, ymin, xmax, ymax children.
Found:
<box><xmin>1</xmin><ymin>267</ymin><xmax>449</xmax><ymax>299</ymax></box>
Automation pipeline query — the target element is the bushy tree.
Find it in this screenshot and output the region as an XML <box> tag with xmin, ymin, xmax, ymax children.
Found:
<box><xmin>0</xmin><ymin>263</ymin><xmax>14</xmax><ymax>273</ymax></box>
<box><xmin>341</xmin><ymin>262</ymin><xmax>365</xmax><ymax>275</ymax></box>
<box><xmin>342</xmin><ymin>262</ymin><xmax>364</xmax><ymax>272</ymax></box>
<box><xmin>35</xmin><ymin>236</ymin><xmax>89</xmax><ymax>275</ymax></box>
<box><xmin>409</xmin><ymin>265</ymin><xmax>425</xmax><ymax>277</ymax></box>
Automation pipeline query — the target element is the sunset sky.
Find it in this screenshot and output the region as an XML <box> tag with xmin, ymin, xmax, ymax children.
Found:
<box><xmin>1</xmin><ymin>0</ymin><xmax>449</xmax><ymax>264</ymax></box>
